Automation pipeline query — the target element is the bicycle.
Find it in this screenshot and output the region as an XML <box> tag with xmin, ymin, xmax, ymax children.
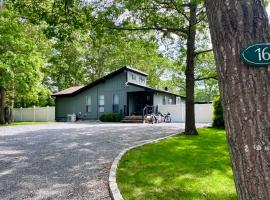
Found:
<box><xmin>163</xmin><ymin>112</ymin><xmax>172</xmax><ymax>123</ymax></box>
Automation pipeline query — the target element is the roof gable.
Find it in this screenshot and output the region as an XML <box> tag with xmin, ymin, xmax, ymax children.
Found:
<box><xmin>52</xmin><ymin>66</ymin><xmax>147</xmax><ymax>97</ymax></box>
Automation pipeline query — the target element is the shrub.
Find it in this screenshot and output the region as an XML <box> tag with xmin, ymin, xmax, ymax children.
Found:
<box><xmin>99</xmin><ymin>113</ymin><xmax>123</xmax><ymax>122</ymax></box>
<box><xmin>213</xmin><ymin>95</ymin><xmax>225</xmax><ymax>128</ymax></box>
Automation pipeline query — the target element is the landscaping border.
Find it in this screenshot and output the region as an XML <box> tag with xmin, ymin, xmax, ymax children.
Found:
<box><xmin>108</xmin><ymin>133</ymin><xmax>180</xmax><ymax>200</ymax></box>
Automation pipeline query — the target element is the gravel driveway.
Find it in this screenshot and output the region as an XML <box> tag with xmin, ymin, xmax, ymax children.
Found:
<box><xmin>0</xmin><ymin>122</ymin><xmax>203</xmax><ymax>200</ymax></box>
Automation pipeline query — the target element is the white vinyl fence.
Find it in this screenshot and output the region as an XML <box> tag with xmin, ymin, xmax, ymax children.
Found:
<box><xmin>13</xmin><ymin>104</ymin><xmax>213</xmax><ymax>123</ymax></box>
<box><xmin>13</xmin><ymin>106</ymin><xmax>55</xmax><ymax>122</ymax></box>
<box><xmin>158</xmin><ymin>103</ymin><xmax>213</xmax><ymax>123</ymax></box>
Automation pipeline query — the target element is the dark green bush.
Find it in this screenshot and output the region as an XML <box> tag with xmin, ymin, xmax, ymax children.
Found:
<box><xmin>213</xmin><ymin>96</ymin><xmax>225</xmax><ymax>128</ymax></box>
<box><xmin>99</xmin><ymin>113</ymin><xmax>123</xmax><ymax>122</ymax></box>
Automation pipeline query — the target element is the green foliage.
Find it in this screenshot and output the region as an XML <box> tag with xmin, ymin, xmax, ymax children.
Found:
<box><xmin>5</xmin><ymin>0</ymin><xmax>176</xmax><ymax>102</ymax></box>
<box><xmin>104</xmin><ymin>0</ymin><xmax>218</xmax><ymax>99</ymax></box>
<box><xmin>14</xmin><ymin>87</ymin><xmax>54</xmax><ymax>108</ymax></box>
<box><xmin>0</xmin><ymin>8</ymin><xmax>50</xmax><ymax>108</ymax></box>
<box><xmin>117</xmin><ymin>128</ymin><xmax>236</xmax><ymax>200</ymax></box>
<box><xmin>3</xmin><ymin>0</ymin><xmax>219</xmax><ymax>108</ymax></box>
<box><xmin>213</xmin><ymin>95</ymin><xmax>225</xmax><ymax>128</ymax></box>
<box><xmin>0</xmin><ymin>121</ymin><xmax>49</xmax><ymax>126</ymax></box>
<box><xmin>99</xmin><ymin>113</ymin><xmax>123</xmax><ymax>122</ymax></box>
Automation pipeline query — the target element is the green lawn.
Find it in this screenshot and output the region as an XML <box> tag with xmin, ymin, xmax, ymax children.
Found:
<box><xmin>0</xmin><ymin>122</ymin><xmax>49</xmax><ymax>126</ymax></box>
<box><xmin>117</xmin><ymin>128</ymin><xmax>237</xmax><ymax>200</ymax></box>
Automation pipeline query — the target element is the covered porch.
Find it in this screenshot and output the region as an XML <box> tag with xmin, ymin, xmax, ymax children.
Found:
<box><xmin>127</xmin><ymin>91</ymin><xmax>154</xmax><ymax>116</ymax></box>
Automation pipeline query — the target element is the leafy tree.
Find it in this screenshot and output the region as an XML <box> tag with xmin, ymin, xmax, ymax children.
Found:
<box><xmin>206</xmin><ymin>0</ymin><xmax>270</xmax><ymax>198</ymax></box>
<box><xmin>8</xmin><ymin>0</ymin><xmax>175</xmax><ymax>93</ymax></box>
<box><xmin>0</xmin><ymin>9</ymin><xmax>47</xmax><ymax>123</ymax></box>
<box><xmin>100</xmin><ymin>0</ymin><xmax>213</xmax><ymax>135</ymax></box>
<box><xmin>194</xmin><ymin>52</ymin><xmax>218</xmax><ymax>102</ymax></box>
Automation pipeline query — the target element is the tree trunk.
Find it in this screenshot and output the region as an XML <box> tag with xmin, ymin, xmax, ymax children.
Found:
<box><xmin>0</xmin><ymin>87</ymin><xmax>5</xmax><ymax>124</ymax></box>
<box><xmin>8</xmin><ymin>103</ymin><xmax>14</xmax><ymax>124</ymax></box>
<box><xmin>184</xmin><ymin>2</ymin><xmax>198</xmax><ymax>135</ymax></box>
<box><xmin>205</xmin><ymin>0</ymin><xmax>270</xmax><ymax>199</ymax></box>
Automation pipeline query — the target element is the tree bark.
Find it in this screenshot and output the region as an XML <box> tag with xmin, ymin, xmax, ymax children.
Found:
<box><xmin>184</xmin><ymin>2</ymin><xmax>198</xmax><ymax>135</ymax></box>
<box><xmin>205</xmin><ymin>0</ymin><xmax>270</xmax><ymax>199</ymax></box>
<box><xmin>0</xmin><ymin>87</ymin><xmax>5</xmax><ymax>124</ymax></box>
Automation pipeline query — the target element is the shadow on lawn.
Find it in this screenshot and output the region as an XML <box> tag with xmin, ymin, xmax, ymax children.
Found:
<box><xmin>117</xmin><ymin>128</ymin><xmax>237</xmax><ymax>200</ymax></box>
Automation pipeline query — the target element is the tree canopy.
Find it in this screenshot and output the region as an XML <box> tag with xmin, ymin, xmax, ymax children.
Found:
<box><xmin>0</xmin><ymin>0</ymin><xmax>218</xmax><ymax>124</ymax></box>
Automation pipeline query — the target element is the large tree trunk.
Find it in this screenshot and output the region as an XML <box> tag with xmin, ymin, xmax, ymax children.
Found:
<box><xmin>0</xmin><ymin>87</ymin><xmax>5</xmax><ymax>124</ymax></box>
<box><xmin>7</xmin><ymin>101</ymin><xmax>14</xmax><ymax>124</ymax></box>
<box><xmin>184</xmin><ymin>2</ymin><xmax>198</xmax><ymax>135</ymax></box>
<box><xmin>205</xmin><ymin>0</ymin><xmax>270</xmax><ymax>199</ymax></box>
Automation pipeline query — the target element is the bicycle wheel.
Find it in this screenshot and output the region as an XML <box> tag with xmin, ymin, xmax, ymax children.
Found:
<box><xmin>165</xmin><ymin>116</ymin><xmax>172</xmax><ymax>123</ymax></box>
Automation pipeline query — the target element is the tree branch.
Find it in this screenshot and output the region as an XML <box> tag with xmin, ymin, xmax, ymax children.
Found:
<box><xmin>169</xmin><ymin>0</ymin><xmax>189</xmax><ymax>20</ymax></box>
<box><xmin>109</xmin><ymin>26</ymin><xmax>188</xmax><ymax>35</ymax></box>
<box><xmin>195</xmin><ymin>76</ymin><xmax>217</xmax><ymax>81</ymax></box>
<box><xmin>172</xmin><ymin>79</ymin><xmax>185</xmax><ymax>89</ymax></box>
<box><xmin>194</xmin><ymin>12</ymin><xmax>207</xmax><ymax>25</ymax></box>
<box><xmin>195</xmin><ymin>49</ymin><xmax>213</xmax><ymax>56</ymax></box>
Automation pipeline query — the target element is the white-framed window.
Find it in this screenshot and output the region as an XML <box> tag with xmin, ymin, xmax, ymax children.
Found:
<box><xmin>99</xmin><ymin>95</ymin><xmax>105</xmax><ymax>113</ymax></box>
<box><xmin>132</xmin><ymin>73</ymin><xmax>137</xmax><ymax>80</ymax></box>
<box><xmin>176</xmin><ymin>97</ymin><xmax>181</xmax><ymax>105</ymax></box>
<box><xmin>163</xmin><ymin>96</ymin><xmax>166</xmax><ymax>105</ymax></box>
<box><xmin>139</xmin><ymin>76</ymin><xmax>146</xmax><ymax>84</ymax></box>
<box><xmin>168</xmin><ymin>98</ymin><xmax>173</xmax><ymax>105</ymax></box>
<box><xmin>113</xmin><ymin>94</ymin><xmax>119</xmax><ymax>113</ymax></box>
<box><xmin>86</xmin><ymin>96</ymin><xmax>92</xmax><ymax>113</ymax></box>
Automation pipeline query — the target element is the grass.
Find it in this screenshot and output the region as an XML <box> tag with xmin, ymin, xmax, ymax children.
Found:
<box><xmin>0</xmin><ymin>122</ymin><xmax>49</xmax><ymax>126</ymax></box>
<box><xmin>117</xmin><ymin>128</ymin><xmax>237</xmax><ymax>200</ymax></box>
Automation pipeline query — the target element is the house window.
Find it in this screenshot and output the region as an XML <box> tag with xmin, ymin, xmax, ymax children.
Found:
<box><xmin>86</xmin><ymin>96</ymin><xmax>92</xmax><ymax>113</ymax></box>
<box><xmin>113</xmin><ymin>94</ymin><xmax>119</xmax><ymax>113</ymax></box>
<box><xmin>176</xmin><ymin>97</ymin><xmax>181</xmax><ymax>105</ymax></box>
<box><xmin>168</xmin><ymin>98</ymin><xmax>173</xmax><ymax>105</ymax></box>
<box><xmin>132</xmin><ymin>73</ymin><xmax>137</xmax><ymax>80</ymax></box>
<box><xmin>139</xmin><ymin>76</ymin><xmax>146</xmax><ymax>84</ymax></box>
<box><xmin>163</xmin><ymin>96</ymin><xmax>166</xmax><ymax>105</ymax></box>
<box><xmin>99</xmin><ymin>95</ymin><xmax>105</xmax><ymax>113</ymax></box>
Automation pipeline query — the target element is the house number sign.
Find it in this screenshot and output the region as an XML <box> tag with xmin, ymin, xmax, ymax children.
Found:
<box><xmin>241</xmin><ymin>43</ymin><xmax>270</xmax><ymax>66</ymax></box>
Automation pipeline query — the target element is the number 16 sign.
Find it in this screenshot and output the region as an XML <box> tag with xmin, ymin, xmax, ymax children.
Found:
<box><xmin>241</xmin><ymin>43</ymin><xmax>270</xmax><ymax>66</ymax></box>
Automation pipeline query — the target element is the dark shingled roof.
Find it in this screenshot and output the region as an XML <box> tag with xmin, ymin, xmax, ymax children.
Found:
<box><xmin>53</xmin><ymin>86</ymin><xmax>84</xmax><ymax>96</ymax></box>
<box><xmin>52</xmin><ymin>66</ymin><xmax>184</xmax><ymax>98</ymax></box>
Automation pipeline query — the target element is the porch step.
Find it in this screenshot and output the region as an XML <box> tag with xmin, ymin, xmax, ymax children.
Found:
<box><xmin>121</xmin><ymin>115</ymin><xmax>143</xmax><ymax>123</ymax></box>
<box><xmin>121</xmin><ymin>120</ymin><xmax>143</xmax><ymax>123</ymax></box>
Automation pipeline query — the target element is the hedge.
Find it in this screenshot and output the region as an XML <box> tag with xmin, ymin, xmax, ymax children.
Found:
<box><xmin>99</xmin><ymin>113</ymin><xmax>123</xmax><ymax>122</ymax></box>
<box><xmin>213</xmin><ymin>95</ymin><xmax>225</xmax><ymax>128</ymax></box>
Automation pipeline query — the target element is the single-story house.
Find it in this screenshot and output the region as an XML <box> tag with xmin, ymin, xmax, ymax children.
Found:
<box><xmin>52</xmin><ymin>66</ymin><xmax>185</xmax><ymax>121</ymax></box>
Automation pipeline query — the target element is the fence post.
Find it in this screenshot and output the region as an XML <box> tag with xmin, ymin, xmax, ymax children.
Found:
<box><xmin>46</xmin><ymin>106</ymin><xmax>49</xmax><ymax>122</ymax></box>
<box><xmin>33</xmin><ymin>106</ymin><xmax>36</xmax><ymax>122</ymax></box>
<box><xmin>20</xmin><ymin>107</ymin><xmax>23</xmax><ymax>122</ymax></box>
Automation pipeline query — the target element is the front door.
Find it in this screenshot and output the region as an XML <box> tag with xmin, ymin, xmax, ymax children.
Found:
<box><xmin>134</xmin><ymin>93</ymin><xmax>153</xmax><ymax>115</ymax></box>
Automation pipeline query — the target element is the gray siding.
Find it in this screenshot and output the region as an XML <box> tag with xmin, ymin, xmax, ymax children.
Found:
<box><xmin>153</xmin><ymin>93</ymin><xmax>177</xmax><ymax>105</ymax></box>
<box><xmin>55</xmin><ymin>72</ymin><xmax>145</xmax><ymax>120</ymax></box>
